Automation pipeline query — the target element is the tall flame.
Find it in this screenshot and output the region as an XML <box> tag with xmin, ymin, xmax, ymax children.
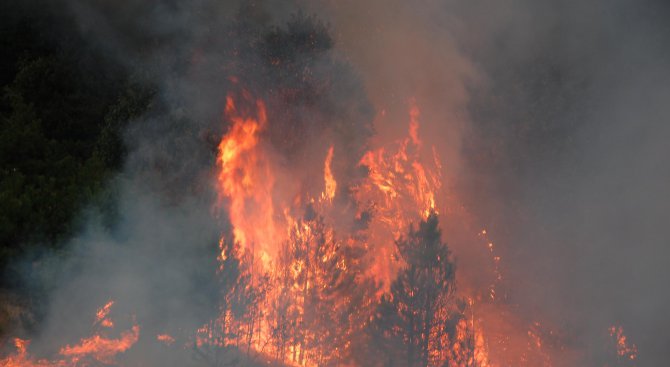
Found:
<box><xmin>0</xmin><ymin>91</ymin><xmax>639</xmax><ymax>367</ymax></box>
<box><xmin>216</xmin><ymin>92</ymin><xmax>280</xmax><ymax>266</ymax></box>
<box><xmin>322</xmin><ymin>145</ymin><xmax>337</xmax><ymax>202</ymax></box>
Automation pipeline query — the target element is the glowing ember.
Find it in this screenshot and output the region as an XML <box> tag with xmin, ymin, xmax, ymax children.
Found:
<box><xmin>95</xmin><ymin>300</ymin><xmax>115</xmax><ymax>328</ymax></box>
<box><xmin>156</xmin><ymin>334</ymin><xmax>176</xmax><ymax>346</ymax></box>
<box><xmin>609</xmin><ymin>325</ymin><xmax>638</xmax><ymax>362</ymax></box>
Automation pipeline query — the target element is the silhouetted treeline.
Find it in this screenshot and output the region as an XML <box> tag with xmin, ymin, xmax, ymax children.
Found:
<box><xmin>0</xmin><ymin>1</ymin><xmax>154</xmax><ymax>336</ymax></box>
<box><xmin>0</xmin><ymin>2</ymin><xmax>155</xmax><ymax>269</ymax></box>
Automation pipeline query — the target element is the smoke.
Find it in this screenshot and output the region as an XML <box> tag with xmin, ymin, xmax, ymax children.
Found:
<box><xmin>7</xmin><ymin>0</ymin><xmax>375</xmax><ymax>364</ymax></box>
<box><xmin>6</xmin><ymin>0</ymin><xmax>670</xmax><ymax>365</ymax></box>
<box><xmin>30</xmin><ymin>181</ymin><xmax>220</xmax><ymax>362</ymax></box>
<box><xmin>456</xmin><ymin>1</ymin><xmax>670</xmax><ymax>365</ymax></box>
<box><xmin>299</xmin><ymin>0</ymin><xmax>666</xmax><ymax>356</ymax></box>
<box><xmin>310</xmin><ymin>0</ymin><xmax>670</xmax><ymax>365</ymax></box>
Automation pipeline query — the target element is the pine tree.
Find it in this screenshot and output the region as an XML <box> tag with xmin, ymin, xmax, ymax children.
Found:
<box><xmin>368</xmin><ymin>212</ymin><xmax>463</xmax><ymax>367</ymax></box>
<box><xmin>269</xmin><ymin>204</ymin><xmax>376</xmax><ymax>366</ymax></box>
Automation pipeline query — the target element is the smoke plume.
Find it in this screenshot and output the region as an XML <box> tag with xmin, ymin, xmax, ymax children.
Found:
<box><xmin>4</xmin><ymin>0</ymin><xmax>670</xmax><ymax>366</ymax></box>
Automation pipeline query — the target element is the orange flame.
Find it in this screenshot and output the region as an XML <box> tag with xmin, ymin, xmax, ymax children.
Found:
<box><xmin>95</xmin><ymin>300</ymin><xmax>115</xmax><ymax>328</ymax></box>
<box><xmin>353</xmin><ymin>100</ymin><xmax>441</xmax><ymax>286</ymax></box>
<box><xmin>1</xmin><ymin>91</ymin><xmax>635</xmax><ymax>367</ymax></box>
<box><xmin>322</xmin><ymin>145</ymin><xmax>337</xmax><ymax>202</ymax></box>
<box><xmin>1</xmin><ymin>301</ymin><xmax>139</xmax><ymax>367</ymax></box>
<box><xmin>216</xmin><ymin>92</ymin><xmax>280</xmax><ymax>267</ymax></box>
<box><xmin>58</xmin><ymin>325</ymin><xmax>139</xmax><ymax>365</ymax></box>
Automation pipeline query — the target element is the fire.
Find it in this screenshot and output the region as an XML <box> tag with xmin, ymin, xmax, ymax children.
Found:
<box><xmin>1</xmin><ymin>90</ymin><xmax>639</xmax><ymax>367</ymax></box>
<box><xmin>1</xmin><ymin>301</ymin><xmax>139</xmax><ymax>367</ymax></box>
<box><xmin>2</xmin><ymin>339</ymin><xmax>60</xmax><ymax>367</ymax></box>
<box><xmin>216</xmin><ymin>91</ymin><xmax>281</xmax><ymax>267</ymax></box>
<box><xmin>156</xmin><ymin>334</ymin><xmax>176</xmax><ymax>346</ymax></box>
<box><xmin>352</xmin><ymin>99</ymin><xmax>441</xmax><ymax>287</ymax></box>
<box><xmin>322</xmin><ymin>145</ymin><xmax>337</xmax><ymax>202</ymax></box>
<box><xmin>609</xmin><ymin>325</ymin><xmax>638</xmax><ymax>362</ymax></box>
<box><xmin>95</xmin><ymin>300</ymin><xmax>115</xmax><ymax>328</ymax></box>
<box><xmin>58</xmin><ymin>326</ymin><xmax>139</xmax><ymax>365</ymax></box>
<box><xmin>209</xmin><ymin>93</ymin><xmax>522</xmax><ymax>367</ymax></box>
<box><xmin>207</xmin><ymin>92</ymin><xmax>560</xmax><ymax>367</ymax></box>
<box><xmin>357</xmin><ymin>100</ymin><xmax>440</xmax><ymax>222</ymax></box>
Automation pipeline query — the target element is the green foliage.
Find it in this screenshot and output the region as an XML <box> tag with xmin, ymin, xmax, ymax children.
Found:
<box><xmin>0</xmin><ymin>5</ymin><xmax>154</xmax><ymax>277</ymax></box>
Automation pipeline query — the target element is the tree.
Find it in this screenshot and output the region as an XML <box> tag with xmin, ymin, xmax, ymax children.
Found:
<box><xmin>368</xmin><ymin>212</ymin><xmax>469</xmax><ymax>367</ymax></box>
<box><xmin>269</xmin><ymin>204</ymin><xmax>377</xmax><ymax>366</ymax></box>
<box><xmin>0</xmin><ymin>2</ymin><xmax>154</xmax><ymax>276</ymax></box>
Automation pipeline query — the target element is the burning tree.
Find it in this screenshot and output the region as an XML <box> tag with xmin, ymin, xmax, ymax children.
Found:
<box><xmin>367</xmin><ymin>212</ymin><xmax>477</xmax><ymax>367</ymax></box>
<box><xmin>269</xmin><ymin>205</ymin><xmax>377</xmax><ymax>366</ymax></box>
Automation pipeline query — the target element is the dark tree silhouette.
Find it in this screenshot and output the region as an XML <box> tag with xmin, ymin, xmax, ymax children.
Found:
<box><xmin>368</xmin><ymin>212</ymin><xmax>476</xmax><ymax>367</ymax></box>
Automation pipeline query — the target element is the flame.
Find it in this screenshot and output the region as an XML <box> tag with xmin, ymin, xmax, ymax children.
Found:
<box><xmin>322</xmin><ymin>145</ymin><xmax>337</xmax><ymax>202</ymax></box>
<box><xmin>1</xmin><ymin>91</ymin><xmax>637</xmax><ymax>367</ymax></box>
<box><xmin>209</xmin><ymin>93</ymin><xmax>553</xmax><ymax>366</ymax></box>
<box><xmin>353</xmin><ymin>99</ymin><xmax>441</xmax><ymax>286</ymax></box>
<box><xmin>1</xmin><ymin>301</ymin><xmax>139</xmax><ymax>367</ymax></box>
<box><xmin>95</xmin><ymin>300</ymin><xmax>115</xmax><ymax>328</ymax></box>
<box><xmin>58</xmin><ymin>326</ymin><xmax>139</xmax><ymax>365</ymax></box>
<box><xmin>216</xmin><ymin>92</ymin><xmax>281</xmax><ymax>267</ymax></box>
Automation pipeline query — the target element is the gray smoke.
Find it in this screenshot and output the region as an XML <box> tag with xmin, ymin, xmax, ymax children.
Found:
<box><xmin>13</xmin><ymin>0</ymin><xmax>374</xmax><ymax>365</ymax></box>
<box><xmin>10</xmin><ymin>0</ymin><xmax>670</xmax><ymax>366</ymax></box>
<box><xmin>458</xmin><ymin>1</ymin><xmax>670</xmax><ymax>365</ymax></box>
<box><xmin>309</xmin><ymin>0</ymin><xmax>670</xmax><ymax>365</ymax></box>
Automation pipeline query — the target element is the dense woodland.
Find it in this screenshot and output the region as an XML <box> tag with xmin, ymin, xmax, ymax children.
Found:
<box><xmin>0</xmin><ymin>2</ymin><xmax>154</xmax><ymax>336</ymax></box>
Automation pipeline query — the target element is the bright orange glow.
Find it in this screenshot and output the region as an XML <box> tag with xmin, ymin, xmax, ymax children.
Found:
<box><xmin>353</xmin><ymin>101</ymin><xmax>441</xmax><ymax>286</ymax></box>
<box><xmin>95</xmin><ymin>300</ymin><xmax>115</xmax><ymax>328</ymax></box>
<box><xmin>322</xmin><ymin>145</ymin><xmax>337</xmax><ymax>202</ymax></box>
<box><xmin>216</xmin><ymin>92</ymin><xmax>281</xmax><ymax>267</ymax></box>
<box><xmin>59</xmin><ymin>325</ymin><xmax>139</xmax><ymax>365</ymax></box>
<box><xmin>0</xmin><ymin>301</ymin><xmax>139</xmax><ymax>367</ymax></box>
<box><xmin>0</xmin><ymin>91</ymin><xmax>636</xmax><ymax>367</ymax></box>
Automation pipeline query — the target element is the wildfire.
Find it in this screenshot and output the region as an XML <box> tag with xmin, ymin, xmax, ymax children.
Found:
<box><xmin>1</xmin><ymin>301</ymin><xmax>139</xmax><ymax>367</ymax></box>
<box><xmin>352</xmin><ymin>100</ymin><xmax>442</xmax><ymax>287</ymax></box>
<box><xmin>58</xmin><ymin>326</ymin><xmax>139</xmax><ymax>365</ymax></box>
<box><xmin>1</xmin><ymin>90</ymin><xmax>638</xmax><ymax>367</ymax></box>
<box><xmin>216</xmin><ymin>91</ymin><xmax>280</xmax><ymax>267</ymax></box>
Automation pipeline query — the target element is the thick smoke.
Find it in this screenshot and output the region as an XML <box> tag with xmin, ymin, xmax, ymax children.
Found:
<box><xmin>456</xmin><ymin>2</ymin><xmax>670</xmax><ymax>365</ymax></box>
<box><xmin>7</xmin><ymin>0</ymin><xmax>670</xmax><ymax>366</ymax></box>
<box><xmin>306</xmin><ymin>0</ymin><xmax>670</xmax><ymax>365</ymax></box>
<box><xmin>9</xmin><ymin>0</ymin><xmax>375</xmax><ymax>365</ymax></box>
